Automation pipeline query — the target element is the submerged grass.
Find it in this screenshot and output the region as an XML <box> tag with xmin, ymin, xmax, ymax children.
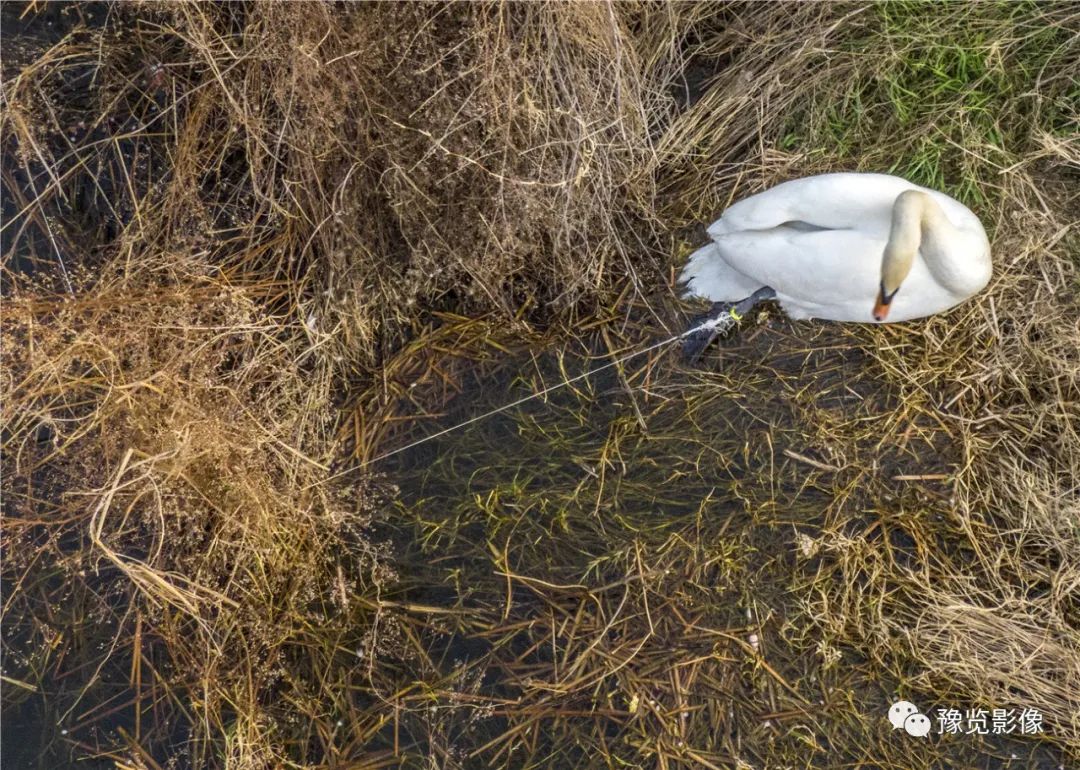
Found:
<box><xmin>2</xmin><ymin>1</ymin><xmax>1079</xmax><ymax>768</ymax></box>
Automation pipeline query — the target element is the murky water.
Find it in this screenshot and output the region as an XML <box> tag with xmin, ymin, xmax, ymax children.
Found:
<box><xmin>368</xmin><ymin>325</ymin><xmax>1070</xmax><ymax>769</ymax></box>
<box><xmin>2</xmin><ymin>4</ymin><xmax>166</xmax><ymax>767</ymax></box>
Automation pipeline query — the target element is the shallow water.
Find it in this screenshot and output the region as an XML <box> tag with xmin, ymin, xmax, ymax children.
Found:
<box><xmin>358</xmin><ymin>322</ymin><xmax>840</xmax><ymax>749</ymax></box>
<box><xmin>365</xmin><ymin>324</ymin><xmax>1071</xmax><ymax>768</ymax></box>
<box><xmin>2</xmin><ymin>1</ymin><xmax>169</xmax><ymax>288</ymax></box>
<box><xmin>1</xmin><ymin>5</ymin><xmax>165</xmax><ymax>766</ymax></box>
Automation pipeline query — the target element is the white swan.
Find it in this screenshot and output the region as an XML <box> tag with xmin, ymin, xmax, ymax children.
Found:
<box><xmin>680</xmin><ymin>173</ymin><xmax>992</xmax><ymax>323</ymax></box>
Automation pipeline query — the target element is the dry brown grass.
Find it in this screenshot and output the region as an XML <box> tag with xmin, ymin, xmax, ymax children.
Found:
<box><xmin>2</xmin><ymin>260</ymin><xmax>397</xmax><ymax>767</ymax></box>
<box><xmin>2</xmin><ymin>1</ymin><xmax>1078</xmax><ymax>768</ymax></box>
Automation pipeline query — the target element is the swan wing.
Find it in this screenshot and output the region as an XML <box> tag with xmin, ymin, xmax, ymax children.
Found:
<box><xmin>713</xmin><ymin>227</ymin><xmax>882</xmax><ymax>305</ymax></box>
<box><xmin>707</xmin><ymin>173</ymin><xmax>919</xmax><ymax>236</ymax></box>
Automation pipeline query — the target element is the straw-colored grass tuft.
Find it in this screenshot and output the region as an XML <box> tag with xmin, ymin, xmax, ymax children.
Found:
<box><xmin>2</xmin><ymin>259</ymin><xmax>398</xmax><ymax>767</ymax></box>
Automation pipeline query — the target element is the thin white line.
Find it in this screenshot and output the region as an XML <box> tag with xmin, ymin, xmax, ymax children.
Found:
<box><xmin>302</xmin><ymin>313</ymin><xmax>731</xmax><ymax>489</ymax></box>
<box><xmin>362</xmin><ymin>331</ymin><xmax>686</xmax><ymax>466</ymax></box>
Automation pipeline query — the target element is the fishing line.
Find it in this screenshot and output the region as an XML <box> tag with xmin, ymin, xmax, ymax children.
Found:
<box><xmin>301</xmin><ymin>312</ymin><xmax>740</xmax><ymax>491</ymax></box>
<box><xmin>348</xmin><ymin>312</ymin><xmax>737</xmax><ymax>469</ymax></box>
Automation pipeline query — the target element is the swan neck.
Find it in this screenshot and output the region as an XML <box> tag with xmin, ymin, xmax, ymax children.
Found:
<box><xmin>885</xmin><ymin>190</ymin><xmax>985</xmax><ymax>297</ymax></box>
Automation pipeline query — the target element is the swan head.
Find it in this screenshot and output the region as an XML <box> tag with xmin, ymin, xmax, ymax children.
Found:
<box><xmin>873</xmin><ymin>188</ymin><xmax>990</xmax><ymax>321</ymax></box>
<box><xmin>873</xmin><ymin>190</ymin><xmax>923</xmax><ymax>321</ymax></box>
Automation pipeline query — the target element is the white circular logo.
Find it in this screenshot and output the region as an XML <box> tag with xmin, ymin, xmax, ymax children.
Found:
<box><xmin>888</xmin><ymin>700</ymin><xmax>920</xmax><ymax>730</ymax></box>
<box><xmin>904</xmin><ymin>712</ymin><xmax>932</xmax><ymax>738</ymax></box>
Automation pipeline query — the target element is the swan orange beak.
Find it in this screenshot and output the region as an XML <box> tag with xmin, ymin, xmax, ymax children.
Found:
<box><xmin>873</xmin><ymin>283</ymin><xmax>896</xmax><ymax>322</ymax></box>
<box><xmin>873</xmin><ymin>292</ymin><xmax>891</xmax><ymax>321</ymax></box>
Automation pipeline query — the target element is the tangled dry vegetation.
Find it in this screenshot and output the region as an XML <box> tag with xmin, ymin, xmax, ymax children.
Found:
<box><xmin>2</xmin><ymin>2</ymin><xmax>1078</xmax><ymax>768</ymax></box>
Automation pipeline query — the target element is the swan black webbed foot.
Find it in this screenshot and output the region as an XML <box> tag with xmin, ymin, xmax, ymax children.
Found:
<box><xmin>681</xmin><ymin>286</ymin><xmax>776</xmax><ymax>363</ymax></box>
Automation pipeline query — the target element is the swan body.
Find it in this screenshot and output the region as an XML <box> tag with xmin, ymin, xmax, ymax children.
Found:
<box><xmin>680</xmin><ymin>173</ymin><xmax>992</xmax><ymax>322</ymax></box>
